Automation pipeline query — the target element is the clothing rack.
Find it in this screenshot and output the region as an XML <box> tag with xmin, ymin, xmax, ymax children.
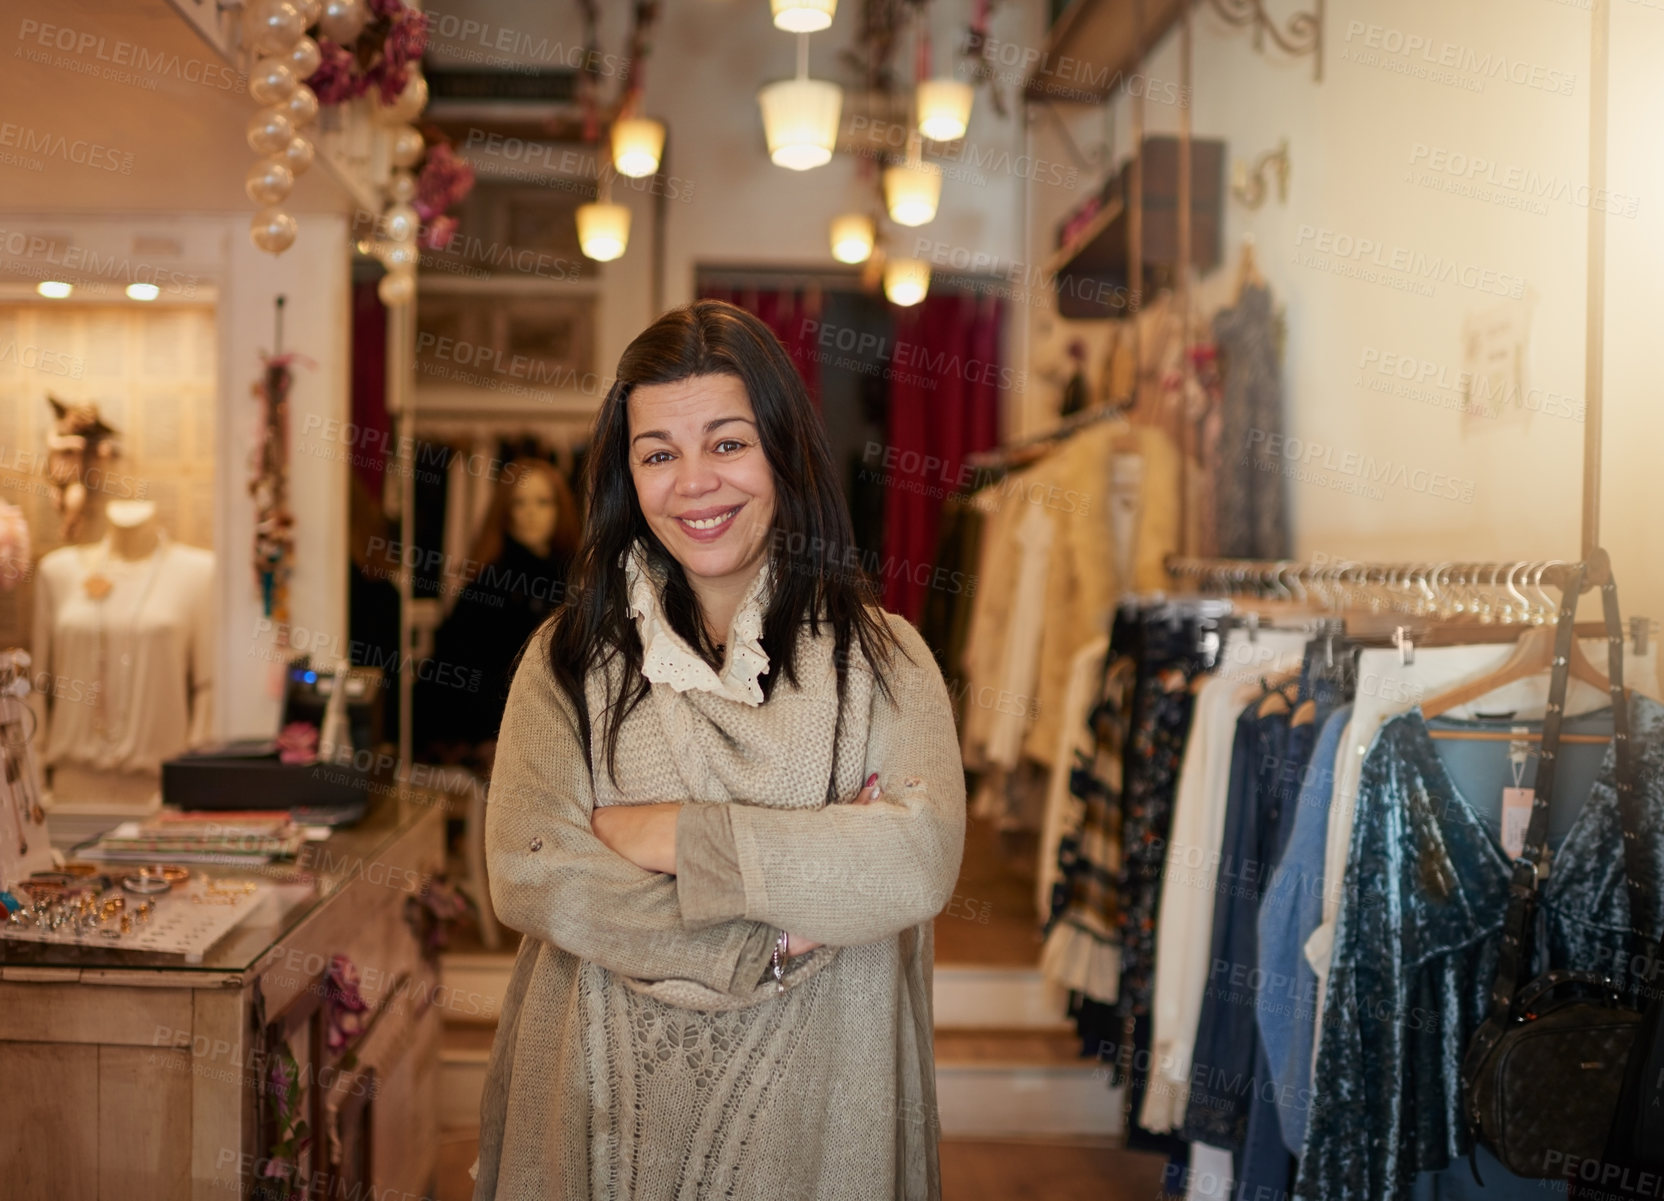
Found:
<box><xmin>1165</xmin><ymin>552</ymin><xmax>1614</xmax><ymax>598</ymax></box>
<box><xmin>963</xmin><ymin>401</ymin><xmax>1132</xmax><ymax>470</ymax></box>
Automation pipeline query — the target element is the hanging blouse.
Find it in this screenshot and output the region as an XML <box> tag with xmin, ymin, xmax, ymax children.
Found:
<box><xmin>1295</xmin><ymin>698</ymin><xmax>1664</xmax><ymax>1201</ymax></box>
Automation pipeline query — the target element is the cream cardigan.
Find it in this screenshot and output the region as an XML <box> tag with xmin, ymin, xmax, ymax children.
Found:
<box><xmin>474</xmin><ymin>588</ymin><xmax>967</xmax><ymax>1199</ymax></box>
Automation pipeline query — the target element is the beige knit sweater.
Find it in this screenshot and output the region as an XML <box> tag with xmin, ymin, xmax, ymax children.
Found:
<box><xmin>474</xmin><ymin>601</ymin><xmax>967</xmax><ymax>1200</ymax></box>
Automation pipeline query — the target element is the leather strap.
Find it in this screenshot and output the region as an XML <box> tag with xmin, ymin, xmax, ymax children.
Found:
<box><xmin>1481</xmin><ymin>553</ymin><xmax>1642</xmax><ymax>1032</ymax></box>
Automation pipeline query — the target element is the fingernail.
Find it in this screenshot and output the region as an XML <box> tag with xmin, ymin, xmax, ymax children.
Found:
<box><xmin>864</xmin><ymin>773</ymin><xmax>879</xmax><ymax>790</ymax></box>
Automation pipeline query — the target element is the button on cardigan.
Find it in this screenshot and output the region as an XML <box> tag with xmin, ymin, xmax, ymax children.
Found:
<box><xmin>474</xmin><ymin>593</ymin><xmax>967</xmax><ymax>1200</ymax></box>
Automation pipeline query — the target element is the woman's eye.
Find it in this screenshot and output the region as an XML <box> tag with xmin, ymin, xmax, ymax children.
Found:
<box><xmin>714</xmin><ymin>439</ymin><xmax>748</xmax><ymax>454</ymax></box>
<box><xmin>641</xmin><ymin>450</ymin><xmax>673</xmax><ymax>466</ymax></box>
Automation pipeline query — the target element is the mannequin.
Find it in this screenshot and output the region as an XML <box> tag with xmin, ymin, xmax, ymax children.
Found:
<box><xmin>31</xmin><ymin>497</ymin><xmax>216</xmax><ymax>812</ymax></box>
<box><xmin>418</xmin><ymin>459</ymin><xmax>579</xmax><ymax>768</ymax></box>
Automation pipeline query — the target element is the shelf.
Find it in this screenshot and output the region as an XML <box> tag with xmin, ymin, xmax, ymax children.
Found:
<box><xmin>1024</xmin><ymin>0</ymin><xmax>1191</xmax><ymax>105</ymax></box>
<box><xmin>1048</xmin><ymin>135</ymin><xmax>1225</xmax><ymax>320</ymax></box>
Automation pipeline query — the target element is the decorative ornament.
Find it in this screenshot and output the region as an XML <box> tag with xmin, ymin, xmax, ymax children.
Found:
<box><xmin>283</xmin><ymin>83</ymin><xmax>319</xmax><ymax>127</ymax></box>
<box><xmin>248</xmin><ymin>0</ymin><xmax>306</xmax><ymax>55</ymax></box>
<box><xmin>249</xmin><ymin>299</ymin><xmax>299</xmax><ymax>620</ymax></box>
<box><xmin>283</xmin><ymin>135</ymin><xmax>315</xmax><ymax>176</ymax></box>
<box><xmin>250</xmin><ymin>208</ymin><xmax>299</xmax><ymax>255</ymax></box>
<box><xmin>390</xmin><ymin>124</ymin><xmax>424</xmax><ymax>168</ymax></box>
<box><xmin>378</xmin><ymin>240</ymin><xmax>419</xmax><ymax>271</ymax></box>
<box><xmin>245</xmin><ymin>158</ymin><xmax>296</xmax><ymax>206</ymax></box>
<box><xmin>247</xmin><ymin>107</ymin><xmax>296</xmax><ymax>155</ymax></box>
<box><xmin>379</xmin><ymin>202</ymin><xmax>419</xmax><ymax>243</ymax></box>
<box><xmin>375</xmin><ymin>71</ymin><xmax>428</xmax><ymax>125</ymax></box>
<box><xmin>376</xmin><ymin>269</ymin><xmax>415</xmax><ymax>306</ymax></box>
<box><xmin>287</xmin><ymin>34</ymin><xmax>322</xmax><ymax>79</ymax></box>
<box><xmin>249</xmin><ymin>57</ymin><xmax>298</xmax><ymax>105</ymax></box>
<box><xmin>317</xmin><ymin>0</ymin><xmax>368</xmax><ymax>45</ymax></box>
<box><xmin>386</xmin><ymin>169</ymin><xmax>416</xmax><ymax>204</ymax></box>
<box><xmin>43</xmin><ymin>396</ymin><xmax>119</xmax><ymax>541</ymax></box>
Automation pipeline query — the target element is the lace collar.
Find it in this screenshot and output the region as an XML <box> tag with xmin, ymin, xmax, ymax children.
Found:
<box><xmin>623</xmin><ymin>542</ymin><xmax>772</xmax><ymax>706</ymax></box>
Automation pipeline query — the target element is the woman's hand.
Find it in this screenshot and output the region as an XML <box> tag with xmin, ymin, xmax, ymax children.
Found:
<box><xmin>590</xmin><ymin>802</ymin><xmax>682</xmax><ymax>875</ymax></box>
<box><xmin>785</xmin><ymin>775</ymin><xmax>883</xmax><ymax>957</ymax></box>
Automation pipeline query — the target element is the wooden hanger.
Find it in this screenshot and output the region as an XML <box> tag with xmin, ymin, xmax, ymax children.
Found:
<box><xmin>1420</xmin><ymin>625</ymin><xmax>1615</xmax><ymax>742</ymax></box>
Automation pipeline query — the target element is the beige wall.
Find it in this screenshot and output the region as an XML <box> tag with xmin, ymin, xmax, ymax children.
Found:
<box><xmin>1025</xmin><ymin>0</ymin><xmax>1664</xmax><ymax>622</ymax></box>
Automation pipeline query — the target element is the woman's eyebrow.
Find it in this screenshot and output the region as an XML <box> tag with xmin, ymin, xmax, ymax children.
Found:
<box><xmin>631</xmin><ymin>416</ymin><xmax>756</xmax><ymax>445</ymax></box>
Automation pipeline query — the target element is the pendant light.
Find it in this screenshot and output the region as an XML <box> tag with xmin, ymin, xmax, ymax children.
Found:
<box><xmin>916</xmin><ymin>78</ymin><xmax>973</xmax><ymax>142</ymax></box>
<box><xmin>770</xmin><ymin>0</ymin><xmax>836</xmax><ymax>33</ymax></box>
<box><xmin>758</xmin><ymin>34</ymin><xmax>842</xmax><ymax>171</ymax></box>
<box><xmin>611</xmin><ymin>116</ymin><xmax>665</xmax><ymax>178</ymax></box>
<box><xmin>883</xmin><ymin>134</ymin><xmax>941</xmax><ymax>226</ymax></box>
<box><xmin>830</xmin><ymin>213</ymin><xmax>874</xmax><ymax>264</ymax></box>
<box><xmin>884</xmin><ymin>258</ymin><xmax>930</xmax><ymax>307</ymax></box>
<box><xmin>577</xmin><ymin>201</ymin><xmax>631</xmax><ymax>261</ymax></box>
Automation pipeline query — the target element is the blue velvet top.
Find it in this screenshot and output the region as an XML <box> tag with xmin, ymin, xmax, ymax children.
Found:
<box><xmin>1294</xmin><ymin>696</ymin><xmax>1664</xmax><ymax>1201</ymax></box>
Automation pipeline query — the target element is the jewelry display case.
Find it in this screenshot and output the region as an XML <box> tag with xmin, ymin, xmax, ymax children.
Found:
<box><xmin>0</xmin><ymin>788</ymin><xmax>445</xmax><ymax>1201</ymax></box>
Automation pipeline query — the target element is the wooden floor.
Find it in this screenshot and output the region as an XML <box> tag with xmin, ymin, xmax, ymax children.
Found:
<box><xmin>434</xmin><ymin>1132</ymin><xmax>1173</xmax><ymax>1200</ymax></box>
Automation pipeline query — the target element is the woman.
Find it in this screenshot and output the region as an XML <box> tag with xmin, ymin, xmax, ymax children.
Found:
<box><xmin>475</xmin><ymin>300</ymin><xmax>966</xmax><ymax>1200</ymax></box>
<box><xmin>420</xmin><ymin>458</ymin><xmax>580</xmax><ymax>766</ymax></box>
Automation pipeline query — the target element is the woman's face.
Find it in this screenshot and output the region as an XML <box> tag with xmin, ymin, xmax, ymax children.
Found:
<box><xmin>627</xmin><ymin>373</ymin><xmax>776</xmax><ymax>598</ymax></box>
<box><xmin>508</xmin><ymin>470</ymin><xmax>558</xmax><ymax>550</ymax></box>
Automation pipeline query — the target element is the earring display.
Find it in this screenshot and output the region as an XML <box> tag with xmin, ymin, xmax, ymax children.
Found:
<box><xmin>2</xmin><ymin>869</ymin><xmax>270</xmax><ymax>961</ymax></box>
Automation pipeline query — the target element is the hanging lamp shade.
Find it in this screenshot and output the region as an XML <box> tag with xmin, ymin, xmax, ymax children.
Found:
<box><xmin>883</xmin><ymin>160</ymin><xmax>942</xmax><ymax>226</ymax></box>
<box><xmin>612</xmin><ymin>117</ymin><xmax>665</xmax><ymax>178</ymax></box>
<box><xmin>576</xmin><ymin>202</ymin><xmax>631</xmax><ymax>261</ymax></box>
<box><xmin>830</xmin><ymin>213</ymin><xmax>874</xmax><ymax>264</ymax></box>
<box><xmin>758</xmin><ymin>77</ymin><xmax>843</xmax><ymax>170</ymax></box>
<box><xmin>884</xmin><ymin>258</ymin><xmax>930</xmax><ymax>306</ymax></box>
<box><xmin>770</xmin><ymin>0</ymin><xmax>836</xmax><ymax>33</ymax></box>
<box><xmin>916</xmin><ymin>78</ymin><xmax>974</xmax><ymax>142</ymax></box>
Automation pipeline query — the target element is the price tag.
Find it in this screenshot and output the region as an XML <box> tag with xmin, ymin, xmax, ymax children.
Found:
<box><xmin>1501</xmin><ymin>787</ymin><xmax>1535</xmax><ymax>860</ymax></box>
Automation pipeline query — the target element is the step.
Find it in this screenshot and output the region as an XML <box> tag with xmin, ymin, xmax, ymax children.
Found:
<box><xmin>441</xmin><ymin>954</ymin><xmax>1076</xmax><ymax>1032</ymax></box>
<box><xmin>440</xmin><ymin>1023</ymin><xmax>1120</xmax><ymax>1139</ymax></box>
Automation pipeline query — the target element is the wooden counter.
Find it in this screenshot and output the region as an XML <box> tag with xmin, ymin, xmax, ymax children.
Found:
<box><xmin>0</xmin><ymin>790</ymin><xmax>448</xmax><ymax>1201</ymax></box>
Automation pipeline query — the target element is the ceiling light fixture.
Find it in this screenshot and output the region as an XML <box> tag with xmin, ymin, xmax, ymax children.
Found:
<box><xmin>612</xmin><ymin>116</ymin><xmax>665</xmax><ymax>178</ymax></box>
<box><xmin>577</xmin><ymin>201</ymin><xmax>631</xmax><ymax>261</ymax></box>
<box><xmin>917</xmin><ymin>78</ymin><xmax>973</xmax><ymax>142</ymax></box>
<box><xmin>883</xmin><ymin>258</ymin><xmax>930</xmax><ymax>306</ymax></box>
<box><xmin>883</xmin><ymin>135</ymin><xmax>942</xmax><ymax>227</ymax></box>
<box><xmin>770</xmin><ymin>0</ymin><xmax>836</xmax><ymax>34</ymax></box>
<box><xmin>36</xmin><ymin>281</ymin><xmax>73</xmax><ymax>299</ymax></box>
<box><xmin>126</xmin><ymin>283</ymin><xmax>160</xmax><ymax>302</ymax></box>
<box><xmin>758</xmin><ymin>34</ymin><xmax>842</xmax><ymax>171</ymax></box>
<box><xmin>830</xmin><ymin>214</ymin><xmax>874</xmax><ymax>264</ymax></box>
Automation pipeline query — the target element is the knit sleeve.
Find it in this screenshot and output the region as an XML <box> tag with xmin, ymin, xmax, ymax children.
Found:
<box><xmin>678</xmin><ymin>613</ymin><xmax>967</xmax><ymax>947</ymax></box>
<box><xmin>485</xmin><ymin>632</ymin><xmax>779</xmax><ymax>994</ymax></box>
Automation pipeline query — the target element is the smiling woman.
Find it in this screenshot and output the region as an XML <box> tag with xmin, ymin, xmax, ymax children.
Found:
<box><xmin>475</xmin><ymin>299</ymin><xmax>968</xmax><ymax>1201</ymax></box>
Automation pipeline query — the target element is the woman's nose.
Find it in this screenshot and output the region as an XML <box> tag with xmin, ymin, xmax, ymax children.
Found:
<box><xmin>673</xmin><ymin>456</ymin><xmax>720</xmax><ymax>495</ymax></box>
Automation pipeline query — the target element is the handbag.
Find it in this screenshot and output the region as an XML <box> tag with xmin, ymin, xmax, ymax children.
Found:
<box><xmin>1460</xmin><ymin>554</ymin><xmax>1657</xmax><ymax>1181</ymax></box>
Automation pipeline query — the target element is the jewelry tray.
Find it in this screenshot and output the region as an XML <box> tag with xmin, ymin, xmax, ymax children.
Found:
<box><xmin>2</xmin><ymin>881</ymin><xmax>273</xmax><ymax>963</ymax></box>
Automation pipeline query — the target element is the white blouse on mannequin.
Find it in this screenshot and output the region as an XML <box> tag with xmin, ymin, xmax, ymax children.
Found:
<box><xmin>31</xmin><ymin>532</ymin><xmax>215</xmax><ymax>782</ymax></box>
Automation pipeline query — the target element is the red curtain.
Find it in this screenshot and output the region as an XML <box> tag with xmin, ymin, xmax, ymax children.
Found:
<box><xmin>882</xmin><ymin>292</ymin><xmax>1004</xmax><ymax>620</ymax></box>
<box><xmin>699</xmin><ymin>285</ymin><xmax>823</xmax><ymax>407</ymax></box>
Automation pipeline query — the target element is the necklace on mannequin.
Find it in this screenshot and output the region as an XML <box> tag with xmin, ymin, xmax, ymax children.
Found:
<box><xmin>83</xmin><ymin>531</ymin><xmax>170</xmax><ymax>747</ymax></box>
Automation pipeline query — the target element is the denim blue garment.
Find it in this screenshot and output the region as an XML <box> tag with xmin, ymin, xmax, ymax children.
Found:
<box><xmin>1181</xmin><ymin>687</ymin><xmax>1305</xmax><ymax>1153</ymax></box>
<box><xmin>1293</xmin><ymin>698</ymin><xmax>1664</xmax><ymax>1201</ymax></box>
<box><xmin>1257</xmin><ymin>706</ymin><xmax>1350</xmax><ymax>1156</ymax></box>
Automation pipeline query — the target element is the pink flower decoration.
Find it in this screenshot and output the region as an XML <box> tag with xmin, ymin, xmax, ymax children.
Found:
<box><xmin>276</xmin><ymin>721</ymin><xmax>319</xmax><ymax>765</ymax></box>
<box><xmin>307</xmin><ymin>37</ymin><xmax>367</xmax><ymax>105</ymax></box>
<box><xmin>414</xmin><ymin>144</ymin><xmax>475</xmax><ymax>222</ymax></box>
<box><xmin>0</xmin><ymin>501</ymin><xmax>30</xmax><ymax>591</ymax></box>
<box><xmin>420</xmin><ymin>214</ymin><xmax>458</xmax><ymax>251</ymax></box>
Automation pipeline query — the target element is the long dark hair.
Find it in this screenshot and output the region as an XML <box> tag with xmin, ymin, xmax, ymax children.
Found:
<box><xmin>547</xmin><ymin>299</ymin><xmax>905</xmax><ymax>794</ymax></box>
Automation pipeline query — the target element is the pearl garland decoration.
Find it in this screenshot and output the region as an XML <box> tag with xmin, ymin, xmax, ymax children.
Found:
<box><xmin>318</xmin><ymin>0</ymin><xmax>368</xmax><ymax>45</ymax></box>
<box><xmin>283</xmin><ymin>136</ymin><xmax>315</xmax><ymax>177</ymax></box>
<box><xmin>287</xmin><ymin>35</ymin><xmax>322</xmax><ymax>79</ymax></box>
<box><xmin>284</xmin><ymin>84</ymin><xmax>319</xmax><ymax>127</ymax></box>
<box><xmin>249</xmin><ymin>57</ymin><xmax>298</xmax><ymax>105</ymax></box>
<box><xmin>250</xmin><ymin>208</ymin><xmax>299</xmax><ymax>255</ymax></box>
<box><xmin>248</xmin><ymin>0</ymin><xmax>306</xmax><ymax>55</ymax></box>
<box><xmin>247</xmin><ymin>107</ymin><xmax>296</xmax><ymax>155</ymax></box>
<box><xmin>246</xmin><ymin>157</ymin><xmax>296</xmax><ymax>206</ymax></box>
<box><xmin>390</xmin><ymin>125</ymin><xmax>424</xmax><ymax>169</ymax></box>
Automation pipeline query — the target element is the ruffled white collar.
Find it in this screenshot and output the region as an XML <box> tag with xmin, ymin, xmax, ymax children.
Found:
<box><xmin>623</xmin><ymin>542</ymin><xmax>772</xmax><ymax>706</ymax></box>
